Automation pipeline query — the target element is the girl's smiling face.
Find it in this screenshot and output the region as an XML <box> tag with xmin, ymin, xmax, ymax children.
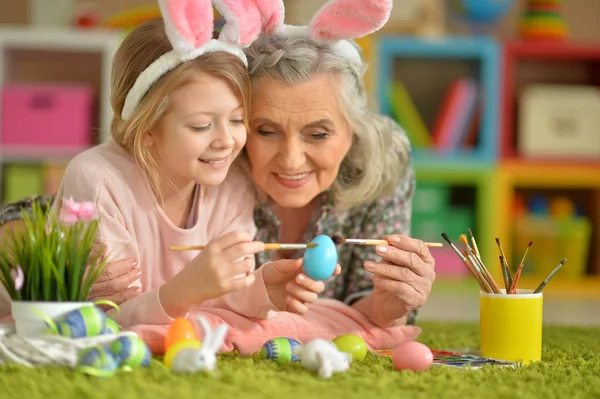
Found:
<box><xmin>147</xmin><ymin>73</ymin><xmax>247</xmax><ymax>190</ymax></box>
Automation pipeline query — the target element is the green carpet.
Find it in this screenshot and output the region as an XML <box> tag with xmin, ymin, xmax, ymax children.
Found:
<box><xmin>2</xmin><ymin>321</ymin><xmax>600</xmax><ymax>399</ymax></box>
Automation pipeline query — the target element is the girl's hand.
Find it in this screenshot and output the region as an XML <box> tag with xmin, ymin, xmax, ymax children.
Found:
<box><xmin>363</xmin><ymin>234</ymin><xmax>435</xmax><ymax>326</ymax></box>
<box><xmin>161</xmin><ymin>231</ymin><xmax>265</xmax><ymax>317</ymax></box>
<box><xmin>262</xmin><ymin>259</ymin><xmax>341</xmax><ymax>315</ymax></box>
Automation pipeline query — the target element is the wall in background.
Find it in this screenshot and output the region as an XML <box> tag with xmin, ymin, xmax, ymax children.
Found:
<box><xmin>0</xmin><ymin>0</ymin><xmax>599</xmax><ymax>42</ymax></box>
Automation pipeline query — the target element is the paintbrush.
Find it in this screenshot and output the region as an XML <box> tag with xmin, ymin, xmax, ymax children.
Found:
<box><xmin>495</xmin><ymin>237</ymin><xmax>513</xmax><ymax>288</ymax></box>
<box><xmin>509</xmin><ymin>241</ymin><xmax>533</xmax><ymax>293</ymax></box>
<box><xmin>169</xmin><ymin>243</ymin><xmax>318</xmax><ymax>251</ymax></box>
<box><xmin>441</xmin><ymin>233</ymin><xmax>490</xmax><ymax>292</ymax></box>
<box><xmin>464</xmin><ymin>250</ymin><xmax>494</xmax><ymax>293</ymax></box>
<box><xmin>331</xmin><ymin>234</ymin><xmax>443</xmax><ymax>247</ymax></box>
<box><xmin>534</xmin><ymin>258</ymin><xmax>567</xmax><ymax>293</ymax></box>
<box><xmin>467</xmin><ymin>228</ymin><xmax>481</xmax><ymax>259</ymax></box>
<box><xmin>459</xmin><ymin>234</ymin><xmax>502</xmax><ymax>294</ymax></box>
<box><xmin>499</xmin><ymin>255</ymin><xmax>511</xmax><ymax>293</ymax></box>
<box><xmin>470</xmin><ymin>250</ymin><xmax>502</xmax><ymax>294</ymax></box>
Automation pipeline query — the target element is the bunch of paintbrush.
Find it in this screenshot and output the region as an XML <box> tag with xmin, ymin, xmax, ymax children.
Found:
<box><xmin>494</xmin><ymin>237</ymin><xmax>567</xmax><ymax>294</ymax></box>
<box><xmin>440</xmin><ymin>232</ymin><xmax>567</xmax><ymax>294</ymax></box>
<box><xmin>441</xmin><ymin>231</ymin><xmax>501</xmax><ymax>293</ymax></box>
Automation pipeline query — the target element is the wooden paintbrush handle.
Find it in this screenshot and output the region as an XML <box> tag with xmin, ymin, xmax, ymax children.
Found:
<box><xmin>170</xmin><ymin>243</ymin><xmax>313</xmax><ymax>251</ymax></box>
<box><xmin>263</xmin><ymin>243</ymin><xmax>312</xmax><ymax>250</ymax></box>
<box><xmin>463</xmin><ymin>257</ymin><xmax>491</xmax><ymax>293</ymax></box>
<box><xmin>350</xmin><ymin>239</ymin><xmax>443</xmax><ymax>247</ymax></box>
<box><xmin>169</xmin><ymin>245</ymin><xmax>204</xmax><ymax>251</ymax></box>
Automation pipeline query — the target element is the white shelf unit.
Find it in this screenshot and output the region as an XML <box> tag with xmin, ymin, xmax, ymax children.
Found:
<box><xmin>0</xmin><ymin>26</ymin><xmax>122</xmax><ymax>202</ymax></box>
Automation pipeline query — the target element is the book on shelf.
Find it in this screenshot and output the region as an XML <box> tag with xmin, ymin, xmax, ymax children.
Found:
<box><xmin>388</xmin><ymin>77</ymin><xmax>480</xmax><ymax>154</ymax></box>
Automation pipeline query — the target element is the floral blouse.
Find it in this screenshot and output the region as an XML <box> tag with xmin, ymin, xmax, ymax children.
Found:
<box><xmin>254</xmin><ymin>164</ymin><xmax>417</xmax><ymax>325</ymax></box>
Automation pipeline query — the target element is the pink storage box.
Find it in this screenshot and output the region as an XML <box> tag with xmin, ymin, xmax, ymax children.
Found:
<box><xmin>1</xmin><ymin>84</ymin><xmax>93</xmax><ymax>149</ymax></box>
<box><xmin>430</xmin><ymin>247</ymin><xmax>470</xmax><ymax>278</ymax></box>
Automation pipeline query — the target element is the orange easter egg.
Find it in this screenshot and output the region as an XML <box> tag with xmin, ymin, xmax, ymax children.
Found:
<box><xmin>165</xmin><ymin>318</ymin><xmax>198</xmax><ymax>352</ymax></box>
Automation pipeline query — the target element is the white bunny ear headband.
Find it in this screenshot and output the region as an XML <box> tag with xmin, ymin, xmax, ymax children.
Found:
<box><xmin>121</xmin><ymin>0</ymin><xmax>263</xmax><ymax>121</ymax></box>
<box><xmin>247</xmin><ymin>0</ymin><xmax>393</xmax><ymax>65</ymax></box>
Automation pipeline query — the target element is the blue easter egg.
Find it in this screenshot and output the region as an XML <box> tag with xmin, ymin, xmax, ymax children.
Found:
<box><xmin>303</xmin><ymin>235</ymin><xmax>337</xmax><ymax>281</ymax></box>
<box><xmin>52</xmin><ymin>305</ymin><xmax>106</xmax><ymax>338</ymax></box>
<box><xmin>259</xmin><ymin>337</ymin><xmax>303</xmax><ymax>363</ymax></box>
<box><xmin>110</xmin><ymin>336</ymin><xmax>151</xmax><ymax>367</ymax></box>
<box><xmin>77</xmin><ymin>345</ymin><xmax>119</xmax><ymax>377</ymax></box>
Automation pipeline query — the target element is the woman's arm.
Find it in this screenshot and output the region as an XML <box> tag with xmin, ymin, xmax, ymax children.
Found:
<box><xmin>345</xmin><ymin>165</ymin><xmax>420</xmax><ymax>325</ymax></box>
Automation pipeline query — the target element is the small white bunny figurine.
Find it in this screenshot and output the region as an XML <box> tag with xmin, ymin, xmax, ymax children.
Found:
<box><xmin>294</xmin><ymin>338</ymin><xmax>352</xmax><ymax>379</ymax></box>
<box><xmin>170</xmin><ymin>316</ymin><xmax>229</xmax><ymax>374</ymax></box>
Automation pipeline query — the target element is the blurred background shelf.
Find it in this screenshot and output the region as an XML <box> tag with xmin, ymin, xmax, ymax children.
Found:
<box><xmin>377</xmin><ymin>35</ymin><xmax>500</xmax><ymax>164</ymax></box>
<box><xmin>501</xmin><ymin>39</ymin><xmax>600</xmax><ymax>163</ymax></box>
<box><xmin>372</xmin><ymin>3</ymin><xmax>600</xmax><ymax>295</ymax></box>
<box><xmin>413</xmin><ymin>163</ymin><xmax>497</xmax><ymax>279</ymax></box>
<box><xmin>496</xmin><ymin>162</ymin><xmax>600</xmax><ymax>286</ymax></box>
<box><xmin>0</xmin><ymin>26</ymin><xmax>122</xmax><ymax>203</ymax></box>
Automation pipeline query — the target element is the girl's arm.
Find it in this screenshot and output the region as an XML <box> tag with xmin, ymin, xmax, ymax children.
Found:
<box><xmin>199</xmin><ymin>171</ymin><xmax>279</xmax><ymax>319</ymax></box>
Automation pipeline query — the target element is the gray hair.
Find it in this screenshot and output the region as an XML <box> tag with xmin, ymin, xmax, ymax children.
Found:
<box><xmin>242</xmin><ymin>34</ymin><xmax>411</xmax><ymax>209</ymax></box>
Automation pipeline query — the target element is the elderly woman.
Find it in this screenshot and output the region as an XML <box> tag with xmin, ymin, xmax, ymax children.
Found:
<box><xmin>239</xmin><ymin>33</ymin><xmax>435</xmax><ymax>327</ymax></box>
<box><xmin>0</xmin><ymin>23</ymin><xmax>435</xmax><ymax>328</ymax></box>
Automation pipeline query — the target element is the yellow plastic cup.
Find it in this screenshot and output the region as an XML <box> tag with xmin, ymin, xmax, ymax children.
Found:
<box><xmin>479</xmin><ymin>289</ymin><xmax>543</xmax><ymax>365</ymax></box>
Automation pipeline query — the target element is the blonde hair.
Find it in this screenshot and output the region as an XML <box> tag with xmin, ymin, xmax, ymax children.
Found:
<box><xmin>243</xmin><ymin>35</ymin><xmax>411</xmax><ymax>209</ymax></box>
<box><xmin>109</xmin><ymin>18</ymin><xmax>251</xmax><ymax>202</ymax></box>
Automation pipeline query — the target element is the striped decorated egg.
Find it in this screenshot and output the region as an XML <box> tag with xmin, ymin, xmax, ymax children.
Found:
<box><xmin>259</xmin><ymin>337</ymin><xmax>303</xmax><ymax>363</ymax></box>
<box><xmin>77</xmin><ymin>345</ymin><xmax>119</xmax><ymax>377</ymax></box>
<box><xmin>51</xmin><ymin>305</ymin><xmax>106</xmax><ymax>338</ymax></box>
<box><xmin>110</xmin><ymin>336</ymin><xmax>151</xmax><ymax>367</ymax></box>
<box><xmin>101</xmin><ymin>318</ymin><xmax>120</xmax><ymax>335</ymax></box>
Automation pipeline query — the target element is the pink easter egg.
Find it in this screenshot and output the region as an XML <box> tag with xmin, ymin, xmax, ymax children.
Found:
<box><xmin>392</xmin><ymin>341</ymin><xmax>433</xmax><ymax>371</ymax></box>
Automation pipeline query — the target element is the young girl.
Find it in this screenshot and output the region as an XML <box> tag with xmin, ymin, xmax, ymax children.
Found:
<box><xmin>48</xmin><ymin>0</ymin><xmax>323</xmax><ymax>328</ymax></box>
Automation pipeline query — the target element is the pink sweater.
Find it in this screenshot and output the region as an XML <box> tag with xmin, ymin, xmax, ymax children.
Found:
<box><xmin>51</xmin><ymin>141</ymin><xmax>278</xmax><ymax>327</ymax></box>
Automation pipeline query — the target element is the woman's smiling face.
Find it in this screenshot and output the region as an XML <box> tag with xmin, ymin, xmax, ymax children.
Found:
<box><xmin>245</xmin><ymin>74</ymin><xmax>352</xmax><ymax>208</ymax></box>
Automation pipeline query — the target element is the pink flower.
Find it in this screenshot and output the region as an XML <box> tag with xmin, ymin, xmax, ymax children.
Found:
<box><xmin>59</xmin><ymin>197</ymin><xmax>96</xmax><ymax>225</ymax></box>
<box><xmin>77</xmin><ymin>201</ymin><xmax>96</xmax><ymax>222</ymax></box>
<box><xmin>11</xmin><ymin>266</ymin><xmax>24</xmax><ymax>291</ymax></box>
<box><xmin>59</xmin><ymin>211</ymin><xmax>79</xmax><ymax>226</ymax></box>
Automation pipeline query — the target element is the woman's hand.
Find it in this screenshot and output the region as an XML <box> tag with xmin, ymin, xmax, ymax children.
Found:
<box><xmin>262</xmin><ymin>259</ymin><xmax>341</xmax><ymax>315</ymax></box>
<box><xmin>160</xmin><ymin>231</ymin><xmax>265</xmax><ymax>317</ymax></box>
<box><xmin>362</xmin><ymin>234</ymin><xmax>435</xmax><ymax>326</ymax></box>
<box><xmin>87</xmin><ymin>258</ymin><xmax>142</xmax><ymax>305</ymax></box>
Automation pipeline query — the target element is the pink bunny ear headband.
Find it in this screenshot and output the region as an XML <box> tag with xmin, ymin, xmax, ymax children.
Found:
<box><xmin>121</xmin><ymin>0</ymin><xmax>262</xmax><ymax>121</ymax></box>
<box><xmin>249</xmin><ymin>0</ymin><xmax>393</xmax><ymax>64</ymax></box>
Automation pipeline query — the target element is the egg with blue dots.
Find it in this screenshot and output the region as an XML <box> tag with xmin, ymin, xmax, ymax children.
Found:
<box><xmin>303</xmin><ymin>235</ymin><xmax>338</xmax><ymax>281</ymax></box>
<box><xmin>259</xmin><ymin>337</ymin><xmax>303</xmax><ymax>363</ymax></box>
<box><xmin>47</xmin><ymin>305</ymin><xmax>107</xmax><ymax>338</ymax></box>
<box><xmin>110</xmin><ymin>336</ymin><xmax>152</xmax><ymax>367</ymax></box>
<box><xmin>76</xmin><ymin>345</ymin><xmax>119</xmax><ymax>377</ymax></box>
